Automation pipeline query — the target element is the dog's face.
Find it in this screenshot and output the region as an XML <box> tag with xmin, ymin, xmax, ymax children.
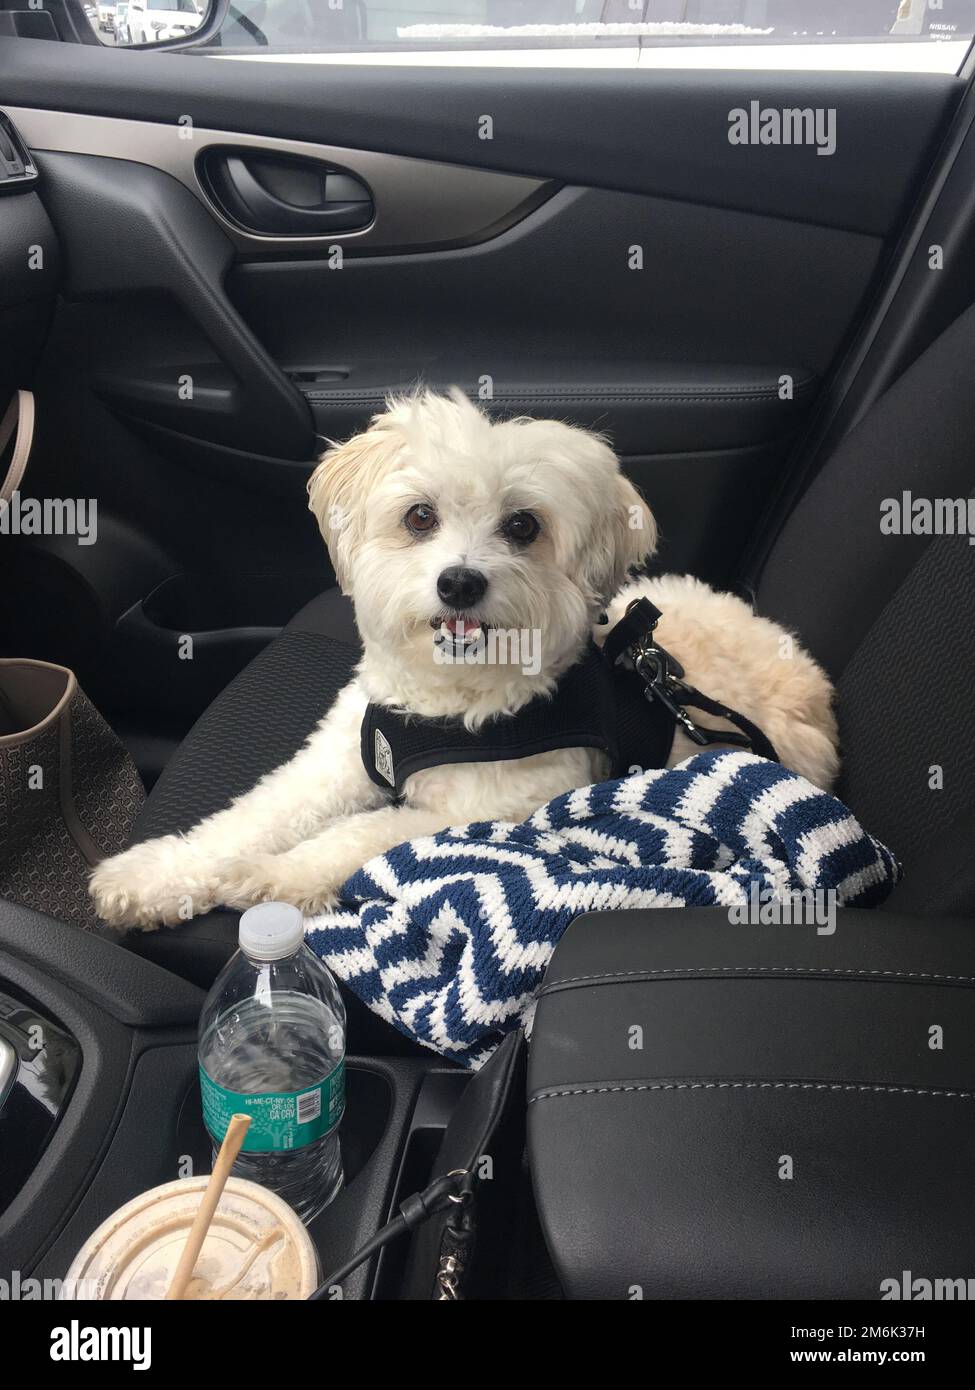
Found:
<box><xmin>308</xmin><ymin>392</ymin><xmax>655</xmax><ymax>682</ymax></box>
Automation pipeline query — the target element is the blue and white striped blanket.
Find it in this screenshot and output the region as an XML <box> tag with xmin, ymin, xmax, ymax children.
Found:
<box><xmin>305</xmin><ymin>750</ymin><xmax>900</xmax><ymax>1068</ymax></box>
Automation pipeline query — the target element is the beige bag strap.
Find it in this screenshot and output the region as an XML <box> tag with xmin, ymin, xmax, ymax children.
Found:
<box><xmin>0</xmin><ymin>389</ymin><xmax>35</xmax><ymax>505</ymax></box>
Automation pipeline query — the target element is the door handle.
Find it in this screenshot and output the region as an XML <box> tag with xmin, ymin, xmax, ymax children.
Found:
<box><xmin>202</xmin><ymin>150</ymin><xmax>374</xmax><ymax>237</ymax></box>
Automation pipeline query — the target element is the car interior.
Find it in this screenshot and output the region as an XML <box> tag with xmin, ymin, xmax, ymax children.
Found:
<box><xmin>2</xmin><ymin>5</ymin><xmax>975</xmax><ymax>1312</ymax></box>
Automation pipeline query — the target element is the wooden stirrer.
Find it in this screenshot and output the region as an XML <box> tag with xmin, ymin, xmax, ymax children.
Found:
<box><xmin>166</xmin><ymin>1112</ymin><xmax>251</xmax><ymax>1300</ymax></box>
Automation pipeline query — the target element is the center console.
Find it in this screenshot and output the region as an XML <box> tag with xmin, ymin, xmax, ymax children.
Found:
<box><xmin>0</xmin><ymin>900</ymin><xmax>471</xmax><ymax>1300</ymax></box>
<box><xmin>528</xmin><ymin>906</ymin><xmax>975</xmax><ymax>1299</ymax></box>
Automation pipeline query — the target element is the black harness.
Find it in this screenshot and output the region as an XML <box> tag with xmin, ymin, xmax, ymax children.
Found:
<box><xmin>362</xmin><ymin>598</ymin><xmax>778</xmax><ymax>800</ymax></box>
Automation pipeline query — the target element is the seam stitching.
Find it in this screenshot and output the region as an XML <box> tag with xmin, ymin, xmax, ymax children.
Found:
<box><xmin>545</xmin><ymin>965</ymin><xmax>975</xmax><ymax>987</ymax></box>
<box><xmin>529</xmin><ymin>1080</ymin><xmax>975</xmax><ymax>1104</ymax></box>
<box><xmin>305</xmin><ymin>390</ymin><xmax>812</xmax><ymax>405</ymax></box>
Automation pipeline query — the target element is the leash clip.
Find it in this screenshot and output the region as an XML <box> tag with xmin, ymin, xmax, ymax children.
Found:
<box><xmin>632</xmin><ymin>647</ymin><xmax>713</xmax><ymax>747</ymax></box>
<box><xmin>604</xmin><ymin>596</ymin><xmax>778</xmax><ymax>763</ymax></box>
<box><xmin>618</xmin><ymin>600</ymin><xmax>702</xmax><ymax>740</ymax></box>
<box><xmin>621</xmin><ymin>600</ymin><xmax>733</xmax><ymax>749</ymax></box>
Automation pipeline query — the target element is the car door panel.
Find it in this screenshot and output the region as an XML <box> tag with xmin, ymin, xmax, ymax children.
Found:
<box><xmin>0</xmin><ymin>188</ymin><xmax>59</xmax><ymax>411</ymax></box>
<box><xmin>8</xmin><ymin>107</ymin><xmax>551</xmax><ymax>255</ymax></box>
<box><xmin>29</xmin><ymin>150</ymin><xmax>315</xmax><ymax>459</ymax></box>
<box><xmin>0</xmin><ymin>41</ymin><xmax>957</xmax><ymax>233</ymax></box>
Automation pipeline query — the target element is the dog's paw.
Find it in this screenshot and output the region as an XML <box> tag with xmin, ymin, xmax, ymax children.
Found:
<box><xmin>218</xmin><ymin>854</ymin><xmax>342</xmax><ymax>917</ymax></box>
<box><xmin>89</xmin><ymin>837</ymin><xmax>221</xmax><ymax>930</ymax></box>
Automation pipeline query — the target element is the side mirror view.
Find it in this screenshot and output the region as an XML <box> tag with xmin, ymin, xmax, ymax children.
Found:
<box><xmin>75</xmin><ymin>0</ymin><xmax>220</xmax><ymax>48</ymax></box>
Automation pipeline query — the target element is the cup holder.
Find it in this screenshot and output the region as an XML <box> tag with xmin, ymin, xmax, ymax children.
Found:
<box><xmin>173</xmin><ymin>1058</ymin><xmax>467</xmax><ymax>1296</ymax></box>
<box><xmin>176</xmin><ymin>1062</ymin><xmax>393</xmax><ymax>1190</ymax></box>
<box><xmin>335</xmin><ymin>1066</ymin><xmax>393</xmax><ymax>1186</ymax></box>
<box><xmin>140</xmin><ymin>573</ymin><xmax>321</xmax><ymax>635</ymax></box>
<box><xmin>113</xmin><ymin>571</ymin><xmax>328</xmax><ymax>717</ymax></box>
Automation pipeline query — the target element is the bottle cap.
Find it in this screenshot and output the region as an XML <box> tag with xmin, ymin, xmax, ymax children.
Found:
<box><xmin>239</xmin><ymin>902</ymin><xmax>304</xmax><ymax>961</ymax></box>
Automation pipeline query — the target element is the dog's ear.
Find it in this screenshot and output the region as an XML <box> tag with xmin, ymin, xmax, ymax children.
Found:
<box><xmin>307</xmin><ymin>421</ymin><xmax>401</xmax><ymax>592</ymax></box>
<box><xmin>581</xmin><ymin>469</ymin><xmax>657</xmax><ymax>605</ymax></box>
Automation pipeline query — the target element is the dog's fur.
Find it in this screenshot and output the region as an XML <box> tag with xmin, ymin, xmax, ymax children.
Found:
<box><xmin>91</xmin><ymin>391</ymin><xmax>839</xmax><ymax>930</ymax></box>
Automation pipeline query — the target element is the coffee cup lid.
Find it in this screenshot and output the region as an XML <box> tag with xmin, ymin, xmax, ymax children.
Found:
<box><xmin>60</xmin><ymin>1177</ymin><xmax>319</xmax><ymax>1301</ymax></box>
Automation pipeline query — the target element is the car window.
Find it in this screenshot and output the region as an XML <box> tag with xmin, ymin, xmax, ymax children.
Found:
<box><xmin>216</xmin><ymin>0</ymin><xmax>975</xmax><ymax>49</ymax></box>
<box><xmin>80</xmin><ymin>0</ymin><xmax>975</xmax><ymax>71</ymax></box>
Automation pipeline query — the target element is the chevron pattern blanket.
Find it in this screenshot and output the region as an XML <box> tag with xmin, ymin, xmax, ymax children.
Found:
<box><xmin>305</xmin><ymin>750</ymin><xmax>901</xmax><ymax>1067</ymax></box>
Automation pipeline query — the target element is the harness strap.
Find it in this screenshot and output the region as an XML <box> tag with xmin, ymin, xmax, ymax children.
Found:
<box><xmin>361</xmin><ymin>600</ymin><xmax>778</xmax><ymax>798</ymax></box>
<box><xmin>362</xmin><ymin>642</ymin><xmax>656</xmax><ymax>800</ymax></box>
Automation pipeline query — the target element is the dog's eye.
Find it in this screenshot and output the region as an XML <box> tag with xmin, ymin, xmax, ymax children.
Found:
<box><xmin>501</xmin><ymin>511</ymin><xmax>540</xmax><ymax>546</ymax></box>
<box><xmin>405</xmin><ymin>503</ymin><xmax>438</xmax><ymax>535</ymax></box>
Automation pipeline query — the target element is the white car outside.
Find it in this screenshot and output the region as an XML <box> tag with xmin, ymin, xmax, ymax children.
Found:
<box><xmin>125</xmin><ymin>0</ymin><xmax>202</xmax><ymax>44</ymax></box>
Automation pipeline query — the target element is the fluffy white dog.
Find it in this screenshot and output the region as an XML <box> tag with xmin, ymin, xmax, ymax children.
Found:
<box><xmin>91</xmin><ymin>391</ymin><xmax>839</xmax><ymax>930</ymax></box>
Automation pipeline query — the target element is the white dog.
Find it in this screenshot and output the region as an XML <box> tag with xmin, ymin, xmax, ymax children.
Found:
<box><xmin>91</xmin><ymin>391</ymin><xmax>839</xmax><ymax>930</ymax></box>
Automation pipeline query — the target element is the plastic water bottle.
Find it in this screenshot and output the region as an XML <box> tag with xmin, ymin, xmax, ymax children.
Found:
<box><xmin>198</xmin><ymin>902</ymin><xmax>346</xmax><ymax>1224</ymax></box>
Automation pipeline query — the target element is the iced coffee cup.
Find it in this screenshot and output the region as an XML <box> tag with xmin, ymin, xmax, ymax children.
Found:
<box><xmin>60</xmin><ymin>1176</ymin><xmax>319</xmax><ymax>1300</ymax></box>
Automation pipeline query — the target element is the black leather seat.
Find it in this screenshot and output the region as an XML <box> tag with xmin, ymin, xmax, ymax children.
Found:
<box><xmin>127</xmin><ymin>303</ymin><xmax>975</xmax><ymax>1029</ymax></box>
<box><xmin>122</xmin><ymin>588</ymin><xmax>420</xmax><ymax>1054</ymax></box>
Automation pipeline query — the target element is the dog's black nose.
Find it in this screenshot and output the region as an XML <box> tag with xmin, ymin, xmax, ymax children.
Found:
<box><xmin>437</xmin><ymin>566</ymin><xmax>488</xmax><ymax>610</ymax></box>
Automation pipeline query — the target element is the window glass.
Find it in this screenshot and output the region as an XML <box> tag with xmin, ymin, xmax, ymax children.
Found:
<box><xmin>211</xmin><ymin>1</ymin><xmax>975</xmax><ymax>49</ymax></box>
<box><xmin>81</xmin><ymin>1</ymin><xmax>975</xmax><ymax>63</ymax></box>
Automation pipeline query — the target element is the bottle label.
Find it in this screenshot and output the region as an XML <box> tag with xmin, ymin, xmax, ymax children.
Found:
<box><xmin>200</xmin><ymin>1058</ymin><xmax>345</xmax><ymax>1153</ymax></box>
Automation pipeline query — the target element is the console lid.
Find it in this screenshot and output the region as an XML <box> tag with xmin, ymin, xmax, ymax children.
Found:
<box><xmin>527</xmin><ymin>906</ymin><xmax>975</xmax><ymax>1299</ymax></box>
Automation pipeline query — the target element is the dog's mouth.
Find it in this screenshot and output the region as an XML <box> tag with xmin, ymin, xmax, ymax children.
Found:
<box><xmin>429</xmin><ymin>613</ymin><xmax>491</xmax><ymax>654</ymax></box>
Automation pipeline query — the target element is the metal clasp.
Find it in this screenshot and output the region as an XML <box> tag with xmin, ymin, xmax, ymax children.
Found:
<box><xmin>436</xmin><ymin>1254</ymin><xmax>461</xmax><ymax>1300</ymax></box>
<box><xmin>623</xmin><ymin>606</ymin><xmax>712</xmax><ymax>745</ymax></box>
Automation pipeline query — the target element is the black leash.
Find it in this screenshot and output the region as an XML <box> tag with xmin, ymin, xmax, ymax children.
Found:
<box><xmin>605</xmin><ymin>597</ymin><xmax>779</xmax><ymax>764</ymax></box>
<box><xmin>307</xmin><ymin>1168</ymin><xmax>473</xmax><ymax>1300</ymax></box>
